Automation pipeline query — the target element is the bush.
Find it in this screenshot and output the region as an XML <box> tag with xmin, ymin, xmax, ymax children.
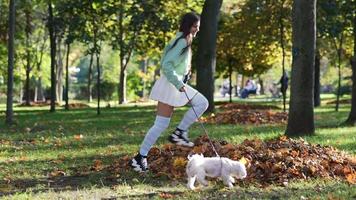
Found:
<box><xmin>93</xmin><ymin>80</ymin><xmax>116</xmax><ymax>101</ymax></box>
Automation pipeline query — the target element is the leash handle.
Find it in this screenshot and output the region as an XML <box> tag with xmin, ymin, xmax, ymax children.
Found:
<box><xmin>183</xmin><ymin>90</ymin><xmax>220</xmax><ymax>157</ymax></box>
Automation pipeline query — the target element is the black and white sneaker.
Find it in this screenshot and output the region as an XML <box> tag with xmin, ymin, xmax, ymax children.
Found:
<box><xmin>168</xmin><ymin>128</ymin><xmax>194</xmax><ymax>147</ymax></box>
<box><xmin>129</xmin><ymin>153</ymin><xmax>148</xmax><ymax>172</ymax></box>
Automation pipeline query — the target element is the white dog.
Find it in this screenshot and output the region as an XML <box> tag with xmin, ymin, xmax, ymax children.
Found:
<box><xmin>186</xmin><ymin>154</ymin><xmax>247</xmax><ymax>189</ymax></box>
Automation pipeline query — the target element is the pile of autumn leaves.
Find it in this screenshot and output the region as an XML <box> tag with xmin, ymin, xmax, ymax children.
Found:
<box><xmin>113</xmin><ymin>135</ymin><xmax>356</xmax><ymax>186</ymax></box>
<box><xmin>199</xmin><ymin>103</ymin><xmax>288</xmax><ymax>124</ymax></box>
<box><xmin>108</xmin><ymin>103</ymin><xmax>355</xmax><ymax>186</ymax></box>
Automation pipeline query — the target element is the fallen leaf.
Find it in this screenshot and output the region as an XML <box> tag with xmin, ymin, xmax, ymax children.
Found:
<box><xmin>346</xmin><ymin>173</ymin><xmax>356</xmax><ymax>184</ymax></box>
<box><xmin>159</xmin><ymin>192</ymin><xmax>174</xmax><ymax>199</ymax></box>
<box><xmin>173</xmin><ymin>157</ymin><xmax>187</xmax><ymax>168</ymax></box>
<box><xmin>74</xmin><ymin>134</ymin><xmax>84</xmax><ymax>140</ymax></box>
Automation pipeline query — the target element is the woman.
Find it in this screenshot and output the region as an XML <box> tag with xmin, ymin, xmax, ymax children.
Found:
<box><xmin>130</xmin><ymin>12</ymin><xmax>209</xmax><ymax>172</ymax></box>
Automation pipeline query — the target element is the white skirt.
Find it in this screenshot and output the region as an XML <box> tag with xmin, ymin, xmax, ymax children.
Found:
<box><xmin>149</xmin><ymin>75</ymin><xmax>199</xmax><ymax>107</ymax></box>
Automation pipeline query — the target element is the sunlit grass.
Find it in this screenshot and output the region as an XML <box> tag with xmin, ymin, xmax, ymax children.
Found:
<box><xmin>0</xmin><ymin>95</ymin><xmax>355</xmax><ymax>199</ymax></box>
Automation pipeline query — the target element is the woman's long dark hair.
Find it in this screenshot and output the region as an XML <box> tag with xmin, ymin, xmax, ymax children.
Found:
<box><xmin>168</xmin><ymin>12</ymin><xmax>200</xmax><ymax>55</ymax></box>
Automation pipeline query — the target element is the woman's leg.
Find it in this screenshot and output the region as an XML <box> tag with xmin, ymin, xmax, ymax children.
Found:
<box><xmin>139</xmin><ymin>102</ymin><xmax>173</xmax><ymax>156</ymax></box>
<box><xmin>177</xmin><ymin>92</ymin><xmax>208</xmax><ymax>130</ymax></box>
<box><xmin>130</xmin><ymin>102</ymin><xmax>173</xmax><ymax>172</ymax></box>
<box><xmin>169</xmin><ymin>92</ymin><xmax>208</xmax><ymax>146</ymax></box>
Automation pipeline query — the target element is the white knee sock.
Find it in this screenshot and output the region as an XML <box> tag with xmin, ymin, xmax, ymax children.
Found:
<box><xmin>177</xmin><ymin>93</ymin><xmax>209</xmax><ymax>131</ymax></box>
<box><xmin>139</xmin><ymin>115</ymin><xmax>170</xmax><ymax>156</ymax></box>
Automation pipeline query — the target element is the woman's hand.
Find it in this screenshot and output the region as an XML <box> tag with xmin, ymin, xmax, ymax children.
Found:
<box><xmin>179</xmin><ymin>86</ymin><xmax>186</xmax><ymax>92</ymax></box>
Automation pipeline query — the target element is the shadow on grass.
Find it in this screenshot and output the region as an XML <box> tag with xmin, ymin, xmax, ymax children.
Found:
<box><xmin>0</xmin><ymin>153</ymin><xmax>182</xmax><ymax>197</ymax></box>
<box><xmin>199</xmin><ymin>180</ymin><xmax>356</xmax><ymax>199</ymax></box>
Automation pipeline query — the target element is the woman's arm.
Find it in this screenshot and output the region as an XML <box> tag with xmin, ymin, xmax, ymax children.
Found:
<box><xmin>161</xmin><ymin>38</ymin><xmax>187</xmax><ymax>90</ymax></box>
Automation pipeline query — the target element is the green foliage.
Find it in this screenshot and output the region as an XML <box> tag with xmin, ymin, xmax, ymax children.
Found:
<box><xmin>317</xmin><ymin>0</ymin><xmax>354</xmax><ymax>63</ymax></box>
<box><xmin>0</xmin><ymin>1</ymin><xmax>8</xmax><ymax>77</ymax></box>
<box><xmin>93</xmin><ymin>80</ymin><xmax>116</xmax><ymax>101</ymax></box>
<box><xmin>126</xmin><ymin>70</ymin><xmax>144</xmax><ymax>100</ymax></box>
<box><xmin>216</xmin><ymin>0</ymin><xmax>292</xmax><ymax>78</ymax></box>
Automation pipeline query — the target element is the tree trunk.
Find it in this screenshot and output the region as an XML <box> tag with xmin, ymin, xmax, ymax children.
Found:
<box><xmin>118</xmin><ymin>0</ymin><xmax>126</xmax><ymax>104</ymax></box>
<box><xmin>139</xmin><ymin>59</ymin><xmax>147</xmax><ymax>98</ymax></box>
<box><xmin>314</xmin><ymin>52</ymin><xmax>321</xmax><ymax>107</ymax></box>
<box><xmin>24</xmin><ymin>9</ymin><xmax>31</xmax><ymax>106</ymax></box>
<box><xmin>258</xmin><ymin>77</ymin><xmax>264</xmax><ymax>95</ymax></box>
<box><xmin>35</xmin><ymin>77</ymin><xmax>45</xmax><ymax>102</ymax></box>
<box><xmin>119</xmin><ymin>68</ymin><xmax>127</xmax><ymax>104</ymax></box>
<box><xmin>228</xmin><ymin>61</ymin><xmax>232</xmax><ymax>103</ymax></box>
<box><xmin>335</xmin><ymin>40</ymin><xmax>343</xmax><ymax>112</ymax></box>
<box><xmin>196</xmin><ymin>0</ymin><xmax>223</xmax><ymax>112</ymax></box>
<box><xmin>56</xmin><ymin>38</ymin><xmax>64</xmax><ymax>103</ymax></box>
<box><xmin>345</xmin><ymin>13</ymin><xmax>356</xmax><ymax>125</ymax></box>
<box><xmin>96</xmin><ymin>52</ymin><xmax>101</xmax><ymax>115</ymax></box>
<box><xmin>286</xmin><ymin>0</ymin><xmax>316</xmax><ymax>136</ymax></box>
<box><xmin>34</xmin><ymin>33</ymin><xmax>47</xmax><ymax>102</ymax></box>
<box><xmin>65</xmin><ymin>42</ymin><xmax>70</xmax><ymax>110</ymax></box>
<box><xmin>48</xmin><ymin>2</ymin><xmax>56</xmax><ymax>112</ymax></box>
<box><xmin>279</xmin><ymin>0</ymin><xmax>287</xmax><ymax>112</ymax></box>
<box><xmin>88</xmin><ymin>52</ymin><xmax>93</xmax><ymax>102</ymax></box>
<box><xmin>6</xmin><ymin>0</ymin><xmax>15</xmax><ymax>125</ymax></box>
<box><xmin>25</xmin><ymin>68</ymin><xmax>30</xmax><ymax>105</ymax></box>
<box><xmin>241</xmin><ymin>76</ymin><xmax>246</xmax><ymax>90</ymax></box>
<box><xmin>19</xmin><ymin>81</ymin><xmax>23</xmax><ymax>104</ymax></box>
<box><xmin>93</xmin><ymin>27</ymin><xmax>101</xmax><ymax>115</ymax></box>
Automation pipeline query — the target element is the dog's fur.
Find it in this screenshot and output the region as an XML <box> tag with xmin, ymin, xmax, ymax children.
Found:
<box><xmin>186</xmin><ymin>154</ymin><xmax>247</xmax><ymax>189</ymax></box>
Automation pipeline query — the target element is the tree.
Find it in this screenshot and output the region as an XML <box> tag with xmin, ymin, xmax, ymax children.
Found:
<box><xmin>345</xmin><ymin>11</ymin><xmax>356</xmax><ymax>125</ymax></box>
<box><xmin>314</xmin><ymin>51</ymin><xmax>321</xmax><ymax>107</ymax></box>
<box><xmin>286</xmin><ymin>0</ymin><xmax>316</xmax><ymax>136</ymax></box>
<box><xmin>47</xmin><ymin>1</ymin><xmax>56</xmax><ymax>112</ymax></box>
<box><xmin>318</xmin><ymin>0</ymin><xmax>353</xmax><ymax>111</ymax></box>
<box><xmin>196</xmin><ymin>0</ymin><xmax>223</xmax><ymax>112</ymax></box>
<box><xmin>64</xmin><ymin>40</ymin><xmax>70</xmax><ymax>110</ymax></box>
<box><xmin>110</xmin><ymin>0</ymin><xmax>155</xmax><ymax>104</ymax></box>
<box><xmin>23</xmin><ymin>2</ymin><xmax>33</xmax><ymax>106</ymax></box>
<box><xmin>216</xmin><ymin>1</ymin><xmax>287</xmax><ymax>102</ymax></box>
<box><xmin>6</xmin><ymin>0</ymin><xmax>15</xmax><ymax>125</ymax></box>
<box><xmin>1</xmin><ymin>1</ymin><xmax>10</xmax><ymax>80</ymax></box>
<box><xmin>277</xmin><ymin>0</ymin><xmax>292</xmax><ymax>112</ymax></box>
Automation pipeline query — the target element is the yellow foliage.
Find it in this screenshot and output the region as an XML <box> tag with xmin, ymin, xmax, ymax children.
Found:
<box><xmin>239</xmin><ymin>156</ymin><xmax>248</xmax><ymax>166</ymax></box>
<box><xmin>173</xmin><ymin>157</ymin><xmax>187</xmax><ymax>168</ymax></box>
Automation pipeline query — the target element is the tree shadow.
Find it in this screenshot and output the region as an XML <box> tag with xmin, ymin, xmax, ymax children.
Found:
<box><xmin>0</xmin><ymin>153</ymin><xmax>182</xmax><ymax>197</ymax></box>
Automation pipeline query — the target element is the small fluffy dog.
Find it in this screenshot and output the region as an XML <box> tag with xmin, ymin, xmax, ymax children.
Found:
<box><xmin>186</xmin><ymin>154</ymin><xmax>247</xmax><ymax>189</ymax></box>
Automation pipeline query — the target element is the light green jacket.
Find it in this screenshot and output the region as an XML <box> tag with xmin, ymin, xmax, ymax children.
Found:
<box><xmin>160</xmin><ymin>32</ymin><xmax>191</xmax><ymax>90</ymax></box>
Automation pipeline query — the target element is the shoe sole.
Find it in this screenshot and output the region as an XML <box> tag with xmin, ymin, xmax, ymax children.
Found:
<box><xmin>168</xmin><ymin>135</ymin><xmax>194</xmax><ymax>147</ymax></box>
<box><xmin>129</xmin><ymin>159</ymin><xmax>147</xmax><ymax>172</ymax></box>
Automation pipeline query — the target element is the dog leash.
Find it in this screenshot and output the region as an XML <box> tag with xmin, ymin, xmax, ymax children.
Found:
<box><xmin>183</xmin><ymin>90</ymin><xmax>220</xmax><ymax>157</ymax></box>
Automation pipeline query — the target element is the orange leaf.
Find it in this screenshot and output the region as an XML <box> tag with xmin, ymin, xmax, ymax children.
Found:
<box><xmin>49</xmin><ymin>170</ymin><xmax>66</xmax><ymax>177</ymax></box>
<box><xmin>223</xmin><ymin>143</ymin><xmax>235</xmax><ymax>151</ymax></box>
<box><xmin>74</xmin><ymin>134</ymin><xmax>83</xmax><ymax>140</ymax></box>
<box><xmin>93</xmin><ymin>160</ymin><xmax>103</xmax><ymax>171</ymax></box>
<box><xmin>279</xmin><ymin>135</ymin><xmax>288</xmax><ymax>141</ymax></box>
<box><xmin>346</xmin><ymin>173</ymin><xmax>356</xmax><ymax>184</ymax></box>
<box><xmin>148</xmin><ymin>147</ymin><xmax>161</xmax><ymax>156</ymax></box>
<box><xmin>159</xmin><ymin>192</ymin><xmax>174</xmax><ymax>199</ymax></box>
<box><xmin>343</xmin><ymin>166</ymin><xmax>352</xmax><ymax>175</ymax></box>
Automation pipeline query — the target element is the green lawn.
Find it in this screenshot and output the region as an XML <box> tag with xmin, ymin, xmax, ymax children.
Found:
<box><xmin>0</xmin><ymin>97</ymin><xmax>355</xmax><ymax>199</ymax></box>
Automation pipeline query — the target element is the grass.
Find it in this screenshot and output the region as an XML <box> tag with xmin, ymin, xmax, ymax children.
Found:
<box><xmin>0</xmin><ymin>96</ymin><xmax>355</xmax><ymax>199</ymax></box>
